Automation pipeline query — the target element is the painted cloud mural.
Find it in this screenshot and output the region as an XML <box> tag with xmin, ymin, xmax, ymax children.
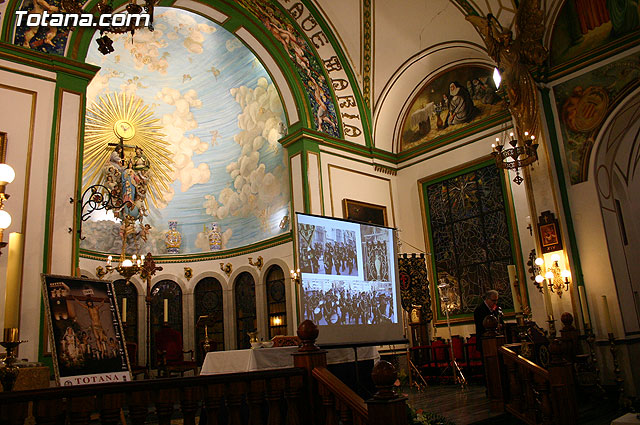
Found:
<box><xmin>81</xmin><ymin>8</ymin><xmax>289</xmax><ymax>255</ymax></box>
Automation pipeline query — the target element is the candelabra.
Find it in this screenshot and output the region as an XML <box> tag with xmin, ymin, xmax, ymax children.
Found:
<box><xmin>490</xmin><ymin>131</ymin><xmax>539</xmax><ymax>185</ymax></box>
<box><xmin>608</xmin><ymin>332</ymin><xmax>631</xmax><ymax>409</ymax></box>
<box><xmin>290</xmin><ymin>268</ymin><xmax>301</xmax><ymax>285</ymax></box>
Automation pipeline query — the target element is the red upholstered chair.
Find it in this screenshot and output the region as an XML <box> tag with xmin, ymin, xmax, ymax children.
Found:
<box><xmin>126</xmin><ymin>342</ymin><xmax>148</xmax><ymax>379</ymax></box>
<box><xmin>451</xmin><ymin>335</ymin><xmax>467</xmax><ymax>368</ymax></box>
<box><xmin>155</xmin><ymin>326</ymin><xmax>197</xmax><ymax>377</ymax></box>
<box><xmin>464</xmin><ymin>335</ymin><xmax>484</xmax><ymax>380</ymax></box>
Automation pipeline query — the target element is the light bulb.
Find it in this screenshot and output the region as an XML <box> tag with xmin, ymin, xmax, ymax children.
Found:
<box><xmin>545</xmin><ymin>271</ymin><xmax>554</xmax><ymax>279</ymax></box>
<box><xmin>535</xmin><ymin>257</ymin><xmax>544</xmax><ymax>266</ymax></box>
<box><xmin>493</xmin><ymin>67</ymin><xmax>501</xmax><ymax>88</ymax></box>
<box><xmin>0</xmin><ymin>210</ymin><xmax>11</xmax><ymax>229</ymax></box>
<box><xmin>122</xmin><ymin>259</ymin><xmax>133</xmax><ymax>267</ymax></box>
<box><xmin>524</xmin><ymin>131</ymin><xmax>529</xmax><ymax>136</ymax></box>
<box><xmin>561</xmin><ymin>270</ymin><xmax>571</xmax><ymax>279</ymax></box>
<box><xmin>141</xmin><ymin>254</ymin><xmax>145</xmax><ymax>261</ymax></box>
<box><xmin>132</xmin><ymin>254</ymin><xmax>137</xmax><ymax>260</ymax></box>
<box><xmin>551</xmin><ymin>253</ymin><xmax>560</xmax><ymax>263</ymax></box>
<box><xmin>535</xmin><ymin>275</ymin><xmax>544</xmax><ymax>283</ymax></box>
<box><xmin>0</xmin><ymin>164</ymin><xmax>15</xmax><ymax>185</ymax></box>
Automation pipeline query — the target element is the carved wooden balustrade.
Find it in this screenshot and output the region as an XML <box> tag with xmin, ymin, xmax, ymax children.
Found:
<box><xmin>0</xmin><ymin>367</ymin><xmax>305</xmax><ymax>425</ymax></box>
<box><xmin>481</xmin><ymin>317</ymin><xmax>578</xmax><ymax>425</ymax></box>
<box><xmin>0</xmin><ymin>321</ymin><xmax>409</xmax><ymax>425</ymax></box>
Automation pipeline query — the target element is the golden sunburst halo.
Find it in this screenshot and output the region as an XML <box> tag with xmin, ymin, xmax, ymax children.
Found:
<box><xmin>83</xmin><ymin>92</ymin><xmax>174</xmax><ymax>208</ymax></box>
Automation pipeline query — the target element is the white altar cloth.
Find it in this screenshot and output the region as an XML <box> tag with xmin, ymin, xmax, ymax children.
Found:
<box><xmin>200</xmin><ymin>346</ymin><xmax>379</xmax><ymax>375</ymax></box>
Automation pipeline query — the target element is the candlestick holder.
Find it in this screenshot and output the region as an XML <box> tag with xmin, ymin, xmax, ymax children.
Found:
<box><xmin>547</xmin><ymin>317</ymin><xmax>557</xmax><ymax>338</ymax></box>
<box><xmin>0</xmin><ymin>327</ymin><xmax>27</xmax><ymax>391</ymax></box>
<box><xmin>608</xmin><ymin>333</ymin><xmax>631</xmax><ymax>410</ymax></box>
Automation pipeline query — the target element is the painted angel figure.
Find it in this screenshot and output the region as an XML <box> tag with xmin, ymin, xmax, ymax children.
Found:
<box><xmin>466</xmin><ymin>0</ymin><xmax>548</xmax><ymax>140</ymax></box>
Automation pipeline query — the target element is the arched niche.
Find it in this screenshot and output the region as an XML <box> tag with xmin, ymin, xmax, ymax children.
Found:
<box><xmin>112</xmin><ymin>279</ymin><xmax>139</xmax><ymax>344</ymax></box>
<box><xmin>264</xmin><ymin>265</ymin><xmax>286</xmax><ymax>338</ymax></box>
<box><xmin>593</xmin><ymin>87</ymin><xmax>640</xmax><ymax>334</ymax></box>
<box><xmin>150</xmin><ymin>279</ymin><xmax>183</xmax><ymax>366</ymax></box>
<box><xmin>234</xmin><ymin>271</ymin><xmax>257</xmax><ymax>349</ymax></box>
<box><xmin>194</xmin><ymin>277</ymin><xmax>224</xmax><ymax>363</ymax></box>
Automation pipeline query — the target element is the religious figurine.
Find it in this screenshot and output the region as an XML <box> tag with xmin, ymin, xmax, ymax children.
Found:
<box><xmin>207</xmin><ymin>223</ymin><xmax>222</xmax><ymax>251</ymax></box>
<box><xmin>466</xmin><ymin>0</ymin><xmax>547</xmax><ymax>140</ymax></box>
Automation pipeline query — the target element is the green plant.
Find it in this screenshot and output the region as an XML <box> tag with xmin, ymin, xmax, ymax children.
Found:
<box><xmin>407</xmin><ymin>405</ymin><xmax>457</xmax><ymax>425</ymax></box>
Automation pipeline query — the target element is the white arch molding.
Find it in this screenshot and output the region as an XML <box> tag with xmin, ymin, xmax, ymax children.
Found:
<box><xmin>592</xmin><ymin>85</ymin><xmax>640</xmax><ymax>335</ymax></box>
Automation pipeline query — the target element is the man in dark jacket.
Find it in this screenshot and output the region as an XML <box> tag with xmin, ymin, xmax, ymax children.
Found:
<box><xmin>474</xmin><ymin>290</ymin><xmax>502</xmax><ymax>352</ymax></box>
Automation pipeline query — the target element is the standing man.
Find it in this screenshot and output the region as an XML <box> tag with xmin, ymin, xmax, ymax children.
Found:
<box><xmin>474</xmin><ymin>290</ymin><xmax>502</xmax><ymax>352</ymax></box>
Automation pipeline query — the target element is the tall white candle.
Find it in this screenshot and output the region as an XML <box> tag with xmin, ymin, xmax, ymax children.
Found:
<box><xmin>507</xmin><ymin>265</ymin><xmax>522</xmax><ymax>313</ymax></box>
<box><xmin>543</xmin><ymin>280</ymin><xmax>554</xmax><ymax>319</ymax></box>
<box><xmin>601</xmin><ymin>295</ymin><xmax>613</xmax><ymax>335</ymax></box>
<box><xmin>578</xmin><ymin>286</ymin><xmax>590</xmax><ymax>327</ymax></box>
<box><xmin>4</xmin><ymin>233</ymin><xmax>24</xmax><ymax>329</ymax></box>
<box><xmin>121</xmin><ymin>298</ymin><xmax>127</xmax><ymax>323</ymax></box>
<box><xmin>163</xmin><ymin>298</ymin><xmax>168</xmax><ymax>322</ymax></box>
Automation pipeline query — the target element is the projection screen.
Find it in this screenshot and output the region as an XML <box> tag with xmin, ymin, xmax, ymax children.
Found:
<box><xmin>295</xmin><ymin>212</ymin><xmax>405</xmax><ymax>345</ymax></box>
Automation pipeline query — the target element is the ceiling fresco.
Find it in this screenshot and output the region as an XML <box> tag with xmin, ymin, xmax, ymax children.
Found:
<box><xmin>80</xmin><ymin>7</ymin><xmax>290</xmax><ymax>256</ymax></box>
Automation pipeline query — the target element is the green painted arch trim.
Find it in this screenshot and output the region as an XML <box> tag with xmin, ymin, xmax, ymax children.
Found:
<box><xmin>79</xmin><ymin>231</ymin><xmax>293</xmax><ymax>263</ymax></box>
<box><xmin>290</xmin><ymin>0</ymin><xmax>373</xmax><ymax>146</ymax></box>
<box><xmin>0</xmin><ymin>41</ymin><xmax>100</xmax><ymax>79</ymax></box>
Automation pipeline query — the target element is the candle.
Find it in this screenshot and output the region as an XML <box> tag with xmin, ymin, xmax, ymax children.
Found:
<box><xmin>163</xmin><ymin>298</ymin><xmax>168</xmax><ymax>322</ymax></box>
<box><xmin>122</xmin><ymin>298</ymin><xmax>127</xmax><ymax>323</ymax></box>
<box><xmin>578</xmin><ymin>286</ymin><xmax>590</xmax><ymax>327</ymax></box>
<box><xmin>601</xmin><ymin>295</ymin><xmax>614</xmax><ymax>335</ymax></box>
<box><xmin>4</xmin><ymin>233</ymin><xmax>24</xmax><ymax>329</ymax></box>
<box><xmin>507</xmin><ymin>265</ymin><xmax>522</xmax><ymax>313</ymax></box>
<box><xmin>543</xmin><ymin>280</ymin><xmax>554</xmax><ymax>319</ymax></box>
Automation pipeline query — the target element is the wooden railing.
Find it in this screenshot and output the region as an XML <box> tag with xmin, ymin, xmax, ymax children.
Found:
<box><xmin>0</xmin><ymin>321</ymin><xmax>409</xmax><ymax>425</ymax></box>
<box><xmin>482</xmin><ymin>318</ymin><xmax>577</xmax><ymax>425</ymax></box>
<box><xmin>0</xmin><ymin>367</ymin><xmax>305</xmax><ymax>425</ymax></box>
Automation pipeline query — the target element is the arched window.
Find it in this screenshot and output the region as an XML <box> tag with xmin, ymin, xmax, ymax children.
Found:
<box><xmin>150</xmin><ymin>280</ymin><xmax>182</xmax><ymax>366</ymax></box>
<box><xmin>194</xmin><ymin>277</ymin><xmax>224</xmax><ymax>363</ymax></box>
<box><xmin>265</xmin><ymin>265</ymin><xmax>287</xmax><ymax>338</ymax></box>
<box><xmin>234</xmin><ymin>272</ymin><xmax>256</xmax><ymax>349</ymax></box>
<box><xmin>113</xmin><ymin>279</ymin><xmax>138</xmax><ymax>344</ymax></box>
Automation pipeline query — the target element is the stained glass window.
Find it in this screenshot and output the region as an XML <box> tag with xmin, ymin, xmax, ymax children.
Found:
<box><xmin>423</xmin><ymin>162</ymin><xmax>515</xmax><ymax>319</ymax></box>
<box><xmin>265</xmin><ymin>266</ymin><xmax>287</xmax><ymax>338</ymax></box>
<box><xmin>150</xmin><ymin>280</ymin><xmax>182</xmax><ymax>366</ymax></box>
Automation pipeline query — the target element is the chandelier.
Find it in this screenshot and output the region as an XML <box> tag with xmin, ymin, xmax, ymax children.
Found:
<box><xmin>490</xmin><ymin>131</ymin><xmax>539</xmax><ymax>185</ymax></box>
<box><xmin>61</xmin><ymin>0</ymin><xmax>156</xmax><ymax>55</ymax></box>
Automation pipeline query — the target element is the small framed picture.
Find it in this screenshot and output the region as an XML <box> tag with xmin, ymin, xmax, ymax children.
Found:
<box><xmin>42</xmin><ymin>274</ymin><xmax>131</xmax><ymax>386</ymax></box>
<box><xmin>342</xmin><ymin>199</ymin><xmax>388</xmax><ymax>227</ymax></box>
<box><xmin>538</xmin><ymin>211</ymin><xmax>563</xmax><ymax>254</ymax></box>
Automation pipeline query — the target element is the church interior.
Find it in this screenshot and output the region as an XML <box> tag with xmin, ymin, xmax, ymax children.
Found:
<box><xmin>1</xmin><ymin>0</ymin><xmax>640</xmax><ymax>423</ymax></box>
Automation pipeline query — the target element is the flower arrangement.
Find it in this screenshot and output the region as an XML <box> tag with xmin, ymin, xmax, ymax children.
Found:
<box><xmin>407</xmin><ymin>406</ymin><xmax>456</xmax><ymax>425</ymax></box>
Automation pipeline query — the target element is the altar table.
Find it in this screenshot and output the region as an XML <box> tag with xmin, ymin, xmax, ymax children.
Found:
<box><xmin>200</xmin><ymin>346</ymin><xmax>379</xmax><ymax>375</ymax></box>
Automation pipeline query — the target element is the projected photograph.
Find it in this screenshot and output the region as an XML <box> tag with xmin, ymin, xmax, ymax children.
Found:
<box><xmin>301</xmin><ymin>279</ymin><xmax>395</xmax><ymax>325</ymax></box>
<box><xmin>298</xmin><ymin>223</ymin><xmax>358</xmax><ymax>276</ymax></box>
<box><xmin>295</xmin><ymin>213</ymin><xmax>403</xmax><ymax>345</ymax></box>
<box><xmin>361</xmin><ymin>225</ymin><xmax>391</xmax><ymax>282</ymax></box>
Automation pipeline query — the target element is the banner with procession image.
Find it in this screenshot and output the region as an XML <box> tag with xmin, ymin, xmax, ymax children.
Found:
<box><xmin>42</xmin><ymin>274</ymin><xmax>130</xmax><ymax>386</ymax></box>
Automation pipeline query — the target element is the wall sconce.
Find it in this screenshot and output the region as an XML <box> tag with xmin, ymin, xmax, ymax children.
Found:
<box><xmin>271</xmin><ymin>315</ymin><xmax>284</xmax><ymax>327</ymax></box>
<box><xmin>290</xmin><ymin>268</ymin><xmax>301</xmax><ymax>285</ymax></box>
<box><xmin>535</xmin><ymin>253</ymin><xmax>570</xmax><ymax>298</ymax></box>
<box><xmin>0</xmin><ymin>163</ymin><xmax>16</xmax><ymax>255</ymax></box>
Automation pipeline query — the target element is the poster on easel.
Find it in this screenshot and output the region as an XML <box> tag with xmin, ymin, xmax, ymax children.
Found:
<box><xmin>42</xmin><ymin>274</ymin><xmax>131</xmax><ymax>386</ymax></box>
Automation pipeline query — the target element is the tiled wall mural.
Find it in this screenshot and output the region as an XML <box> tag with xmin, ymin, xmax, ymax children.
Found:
<box><xmin>422</xmin><ymin>163</ymin><xmax>515</xmax><ymax>318</ymax></box>
<box><xmin>81</xmin><ymin>8</ymin><xmax>290</xmax><ymax>255</ymax></box>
